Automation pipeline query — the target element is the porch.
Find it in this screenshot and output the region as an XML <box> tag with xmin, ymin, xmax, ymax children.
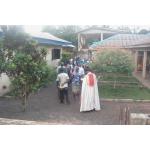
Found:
<box><xmin>133</xmin><ymin>71</ymin><xmax>150</xmax><ymax>89</ymax></box>
<box><xmin>133</xmin><ymin>50</ymin><xmax>150</xmax><ymax>79</ymax></box>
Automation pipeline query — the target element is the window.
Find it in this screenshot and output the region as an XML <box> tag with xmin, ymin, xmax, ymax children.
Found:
<box><xmin>52</xmin><ymin>49</ymin><xmax>61</xmax><ymax>60</ymax></box>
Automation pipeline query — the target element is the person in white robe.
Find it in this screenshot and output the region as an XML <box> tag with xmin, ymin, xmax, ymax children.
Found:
<box><xmin>80</xmin><ymin>68</ymin><xmax>100</xmax><ymax>112</ymax></box>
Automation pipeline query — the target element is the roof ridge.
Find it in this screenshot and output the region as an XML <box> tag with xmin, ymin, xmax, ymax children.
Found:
<box><xmin>90</xmin><ymin>33</ymin><xmax>150</xmax><ymax>49</ymax></box>
<box><xmin>29</xmin><ymin>32</ymin><xmax>72</xmax><ymax>44</ymax></box>
<box><xmin>77</xmin><ymin>27</ymin><xmax>130</xmax><ymax>34</ymax></box>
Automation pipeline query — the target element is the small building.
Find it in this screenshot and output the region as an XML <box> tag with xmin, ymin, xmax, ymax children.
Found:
<box><xmin>29</xmin><ymin>32</ymin><xmax>75</xmax><ymax>66</ymax></box>
<box><xmin>89</xmin><ymin>33</ymin><xmax>149</xmax><ymax>60</ymax></box>
<box><xmin>0</xmin><ymin>31</ymin><xmax>75</xmax><ymax>96</ymax></box>
<box><xmin>0</xmin><ymin>31</ymin><xmax>75</xmax><ymax>67</ymax></box>
<box><xmin>90</xmin><ymin>34</ymin><xmax>149</xmax><ymax>50</ymax></box>
<box><xmin>77</xmin><ymin>26</ymin><xmax>129</xmax><ymax>59</ymax></box>
<box><xmin>90</xmin><ymin>33</ymin><xmax>150</xmax><ymax>80</ymax></box>
<box><xmin>126</xmin><ymin>37</ymin><xmax>150</xmax><ymax>79</ymax></box>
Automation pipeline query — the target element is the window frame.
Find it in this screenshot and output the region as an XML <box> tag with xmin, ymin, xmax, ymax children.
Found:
<box><xmin>52</xmin><ymin>48</ymin><xmax>61</xmax><ymax>60</ymax></box>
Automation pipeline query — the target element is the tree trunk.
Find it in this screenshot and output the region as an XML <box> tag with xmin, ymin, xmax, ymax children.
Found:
<box><xmin>22</xmin><ymin>84</ymin><xmax>27</xmax><ymax>112</ymax></box>
<box><xmin>22</xmin><ymin>95</ymin><xmax>27</xmax><ymax>112</ymax></box>
<box><xmin>113</xmin><ymin>74</ymin><xmax>116</xmax><ymax>89</ymax></box>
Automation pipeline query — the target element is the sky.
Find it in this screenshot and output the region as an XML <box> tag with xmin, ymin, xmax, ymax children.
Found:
<box><xmin>24</xmin><ymin>25</ymin><xmax>43</xmax><ymax>33</ymax></box>
<box><xmin>24</xmin><ymin>25</ymin><xmax>150</xmax><ymax>34</ymax></box>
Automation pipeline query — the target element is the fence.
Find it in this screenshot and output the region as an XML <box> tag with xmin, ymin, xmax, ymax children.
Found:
<box><xmin>119</xmin><ymin>105</ymin><xmax>130</xmax><ymax>125</ymax></box>
<box><xmin>97</xmin><ymin>73</ymin><xmax>143</xmax><ymax>88</ymax></box>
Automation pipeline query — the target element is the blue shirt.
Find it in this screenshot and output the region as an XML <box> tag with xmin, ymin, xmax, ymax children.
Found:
<box><xmin>72</xmin><ymin>73</ymin><xmax>81</xmax><ymax>86</ymax></box>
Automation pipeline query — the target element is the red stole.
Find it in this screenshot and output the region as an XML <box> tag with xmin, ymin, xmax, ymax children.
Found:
<box><xmin>87</xmin><ymin>73</ymin><xmax>94</xmax><ymax>87</ymax></box>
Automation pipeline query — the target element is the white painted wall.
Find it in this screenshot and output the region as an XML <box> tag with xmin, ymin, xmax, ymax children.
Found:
<box><xmin>0</xmin><ymin>45</ymin><xmax>62</xmax><ymax>96</ymax></box>
<box><xmin>0</xmin><ymin>73</ymin><xmax>11</xmax><ymax>96</ymax></box>
<box><xmin>40</xmin><ymin>45</ymin><xmax>62</xmax><ymax>67</ymax></box>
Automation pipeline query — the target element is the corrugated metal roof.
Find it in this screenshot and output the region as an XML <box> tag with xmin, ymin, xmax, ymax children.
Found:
<box><xmin>90</xmin><ymin>34</ymin><xmax>150</xmax><ymax>49</ymax></box>
<box><xmin>125</xmin><ymin>33</ymin><xmax>150</xmax><ymax>48</ymax></box>
<box><xmin>129</xmin><ymin>36</ymin><xmax>150</xmax><ymax>46</ymax></box>
<box><xmin>0</xmin><ymin>31</ymin><xmax>74</xmax><ymax>47</ymax></box>
<box><xmin>62</xmin><ymin>44</ymin><xmax>75</xmax><ymax>48</ymax></box>
<box><xmin>77</xmin><ymin>27</ymin><xmax>130</xmax><ymax>34</ymax></box>
<box><xmin>33</xmin><ymin>37</ymin><xmax>66</xmax><ymax>46</ymax></box>
<box><xmin>29</xmin><ymin>32</ymin><xmax>72</xmax><ymax>44</ymax></box>
<box><xmin>30</xmin><ymin>32</ymin><xmax>74</xmax><ymax>47</ymax></box>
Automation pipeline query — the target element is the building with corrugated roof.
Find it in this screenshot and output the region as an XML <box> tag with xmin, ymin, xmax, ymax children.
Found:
<box><xmin>0</xmin><ymin>31</ymin><xmax>75</xmax><ymax>67</ymax></box>
<box><xmin>125</xmin><ymin>34</ymin><xmax>150</xmax><ymax>79</ymax></box>
<box><xmin>90</xmin><ymin>32</ymin><xmax>150</xmax><ymax>80</ymax></box>
<box><xmin>30</xmin><ymin>32</ymin><xmax>75</xmax><ymax>66</ymax></box>
<box><xmin>0</xmin><ymin>31</ymin><xmax>75</xmax><ymax>96</ymax></box>
<box><xmin>90</xmin><ymin>34</ymin><xmax>149</xmax><ymax>50</ymax></box>
<box><xmin>77</xmin><ymin>26</ymin><xmax>130</xmax><ymax>59</ymax></box>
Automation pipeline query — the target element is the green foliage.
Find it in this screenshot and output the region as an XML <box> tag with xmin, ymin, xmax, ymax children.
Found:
<box><xmin>1</xmin><ymin>25</ymin><xmax>29</xmax><ymax>51</ymax></box>
<box><xmin>7</xmin><ymin>52</ymin><xmax>53</xmax><ymax>97</ymax></box>
<box><xmin>100</xmin><ymin>85</ymin><xmax>150</xmax><ymax>100</ymax></box>
<box><xmin>0</xmin><ymin>25</ymin><xmax>56</xmax><ymax>111</ymax></box>
<box><xmin>99</xmin><ymin>73</ymin><xmax>139</xmax><ymax>82</ymax></box>
<box><xmin>98</xmin><ymin>73</ymin><xmax>150</xmax><ymax>100</ymax></box>
<box><xmin>0</xmin><ymin>40</ymin><xmax>6</xmax><ymax>74</ymax></box>
<box><xmin>86</xmin><ymin>38</ymin><xmax>99</xmax><ymax>46</ymax></box>
<box><xmin>91</xmin><ymin>49</ymin><xmax>134</xmax><ymax>74</ymax></box>
<box><xmin>43</xmin><ymin>25</ymin><xmax>82</xmax><ymax>46</ymax></box>
<box><xmin>61</xmin><ymin>52</ymin><xmax>72</xmax><ymax>63</ymax></box>
<box><xmin>139</xmin><ymin>29</ymin><xmax>150</xmax><ymax>34</ymax></box>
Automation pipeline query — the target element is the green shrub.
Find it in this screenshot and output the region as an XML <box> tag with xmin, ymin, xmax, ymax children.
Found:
<box><xmin>0</xmin><ymin>26</ymin><xmax>56</xmax><ymax>111</ymax></box>
<box><xmin>6</xmin><ymin>51</ymin><xmax>55</xmax><ymax>111</ymax></box>
<box><xmin>91</xmin><ymin>49</ymin><xmax>134</xmax><ymax>74</ymax></box>
<box><xmin>61</xmin><ymin>52</ymin><xmax>72</xmax><ymax>63</ymax></box>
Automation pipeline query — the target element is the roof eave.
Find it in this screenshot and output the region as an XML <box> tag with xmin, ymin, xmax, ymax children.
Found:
<box><xmin>77</xmin><ymin>27</ymin><xmax>129</xmax><ymax>34</ymax></box>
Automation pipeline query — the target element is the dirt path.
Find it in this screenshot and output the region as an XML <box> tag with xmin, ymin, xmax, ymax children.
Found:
<box><xmin>0</xmin><ymin>83</ymin><xmax>150</xmax><ymax>125</ymax></box>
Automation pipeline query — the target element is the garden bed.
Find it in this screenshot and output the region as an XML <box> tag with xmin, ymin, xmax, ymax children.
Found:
<box><xmin>100</xmin><ymin>85</ymin><xmax>150</xmax><ymax>100</ymax></box>
<box><xmin>98</xmin><ymin>73</ymin><xmax>150</xmax><ymax>100</ymax></box>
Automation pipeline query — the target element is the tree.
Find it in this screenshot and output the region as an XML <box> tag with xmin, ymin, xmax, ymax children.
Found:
<box><xmin>0</xmin><ymin>39</ymin><xmax>5</xmax><ymax>74</ymax></box>
<box><xmin>43</xmin><ymin>25</ymin><xmax>82</xmax><ymax>47</ymax></box>
<box><xmin>0</xmin><ymin>25</ymin><xmax>55</xmax><ymax>111</ymax></box>
<box><xmin>42</xmin><ymin>25</ymin><xmax>59</xmax><ymax>35</ymax></box>
<box><xmin>139</xmin><ymin>29</ymin><xmax>150</xmax><ymax>34</ymax></box>
<box><xmin>61</xmin><ymin>51</ymin><xmax>72</xmax><ymax>63</ymax></box>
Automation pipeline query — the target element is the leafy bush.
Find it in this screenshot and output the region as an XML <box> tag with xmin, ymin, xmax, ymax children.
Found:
<box><xmin>0</xmin><ymin>26</ymin><xmax>56</xmax><ymax>111</ymax></box>
<box><xmin>91</xmin><ymin>49</ymin><xmax>134</xmax><ymax>74</ymax></box>
<box><xmin>7</xmin><ymin>52</ymin><xmax>54</xmax><ymax>93</ymax></box>
<box><xmin>61</xmin><ymin>52</ymin><xmax>72</xmax><ymax>63</ymax></box>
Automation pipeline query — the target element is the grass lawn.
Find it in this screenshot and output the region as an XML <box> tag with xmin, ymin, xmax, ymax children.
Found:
<box><xmin>98</xmin><ymin>73</ymin><xmax>150</xmax><ymax>100</ymax></box>
<box><xmin>99</xmin><ymin>73</ymin><xmax>139</xmax><ymax>82</ymax></box>
<box><xmin>100</xmin><ymin>85</ymin><xmax>150</xmax><ymax>100</ymax></box>
<box><xmin>102</xmin><ymin>76</ymin><xmax>138</xmax><ymax>82</ymax></box>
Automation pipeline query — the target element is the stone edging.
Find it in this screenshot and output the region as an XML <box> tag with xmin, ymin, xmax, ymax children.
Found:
<box><xmin>0</xmin><ymin>118</ymin><xmax>57</xmax><ymax>125</ymax></box>
<box><xmin>101</xmin><ymin>98</ymin><xmax>150</xmax><ymax>102</ymax></box>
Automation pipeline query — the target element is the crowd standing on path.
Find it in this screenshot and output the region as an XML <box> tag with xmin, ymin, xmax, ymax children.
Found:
<box><xmin>71</xmin><ymin>66</ymin><xmax>81</xmax><ymax>100</ymax></box>
<box><xmin>56</xmin><ymin>56</ymin><xmax>101</xmax><ymax>112</ymax></box>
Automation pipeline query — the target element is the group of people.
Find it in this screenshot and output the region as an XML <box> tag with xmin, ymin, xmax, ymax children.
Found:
<box><xmin>56</xmin><ymin>57</ymin><xmax>101</xmax><ymax>112</ymax></box>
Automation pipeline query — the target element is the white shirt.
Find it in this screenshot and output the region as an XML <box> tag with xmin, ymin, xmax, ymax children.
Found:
<box><xmin>78</xmin><ymin>67</ymin><xmax>85</xmax><ymax>76</ymax></box>
<box><xmin>56</xmin><ymin>73</ymin><xmax>69</xmax><ymax>89</ymax></box>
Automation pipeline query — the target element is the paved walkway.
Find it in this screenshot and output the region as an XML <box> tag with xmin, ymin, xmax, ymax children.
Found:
<box><xmin>0</xmin><ymin>84</ymin><xmax>150</xmax><ymax>125</ymax></box>
<box><xmin>133</xmin><ymin>72</ymin><xmax>150</xmax><ymax>89</ymax></box>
